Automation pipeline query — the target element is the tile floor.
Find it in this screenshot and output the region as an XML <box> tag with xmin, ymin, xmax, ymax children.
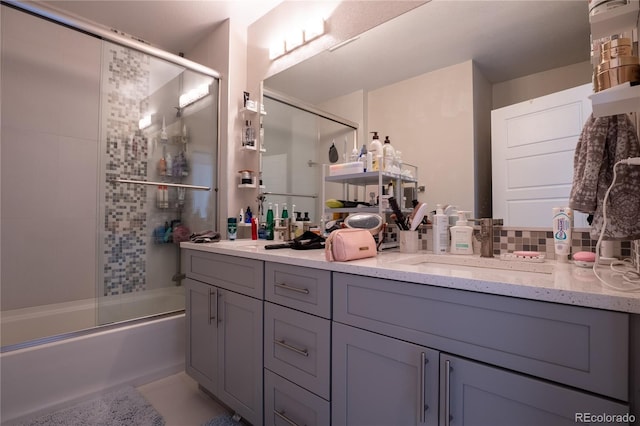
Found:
<box><xmin>137</xmin><ymin>372</ymin><xmax>231</xmax><ymax>426</ymax></box>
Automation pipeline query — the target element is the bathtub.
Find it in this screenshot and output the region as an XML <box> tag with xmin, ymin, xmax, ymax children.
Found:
<box><xmin>0</xmin><ymin>313</ymin><xmax>186</xmax><ymax>424</ymax></box>
<box><xmin>1</xmin><ymin>286</ymin><xmax>185</xmax><ymax>347</ymax></box>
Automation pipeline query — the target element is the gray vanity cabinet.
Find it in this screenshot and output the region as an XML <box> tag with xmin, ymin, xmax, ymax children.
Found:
<box><xmin>332</xmin><ymin>321</ymin><xmax>439</xmax><ymax>426</ymax></box>
<box><xmin>333</xmin><ymin>272</ymin><xmax>632</xmax><ymax>426</ymax></box>
<box><xmin>183</xmin><ymin>251</ymin><xmax>264</xmax><ymax>426</ymax></box>
<box><xmin>263</xmin><ymin>262</ymin><xmax>332</xmax><ymax>426</ymax></box>
<box><xmin>440</xmin><ymin>354</ymin><xmax>630</xmax><ymax>426</ymax></box>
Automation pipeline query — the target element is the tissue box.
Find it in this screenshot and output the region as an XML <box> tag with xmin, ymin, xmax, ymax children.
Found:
<box><xmin>329</xmin><ymin>162</ymin><xmax>364</xmax><ymax>176</ymax></box>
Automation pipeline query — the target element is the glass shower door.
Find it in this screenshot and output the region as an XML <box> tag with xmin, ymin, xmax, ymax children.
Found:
<box><xmin>96</xmin><ymin>41</ymin><xmax>218</xmax><ymax>325</ymax></box>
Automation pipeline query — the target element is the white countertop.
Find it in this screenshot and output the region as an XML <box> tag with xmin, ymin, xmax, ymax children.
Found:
<box><xmin>181</xmin><ymin>240</ymin><xmax>640</xmax><ymax>314</ymax></box>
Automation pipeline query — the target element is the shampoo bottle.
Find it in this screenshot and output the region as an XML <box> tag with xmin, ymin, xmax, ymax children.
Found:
<box><xmin>369</xmin><ymin>131</ymin><xmax>382</xmax><ymax>171</ymax></box>
<box><xmin>450</xmin><ymin>211</ymin><xmax>474</xmax><ymax>255</ymax></box>
<box><xmin>266</xmin><ymin>203</ymin><xmax>274</xmax><ymax>240</ymax></box>
<box><xmin>432</xmin><ymin>204</ymin><xmax>449</xmax><ymax>254</ymax></box>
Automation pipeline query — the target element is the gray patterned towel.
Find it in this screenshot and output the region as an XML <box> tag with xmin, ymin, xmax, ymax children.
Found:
<box><xmin>569</xmin><ymin>113</ymin><xmax>640</xmax><ymax>241</ymax></box>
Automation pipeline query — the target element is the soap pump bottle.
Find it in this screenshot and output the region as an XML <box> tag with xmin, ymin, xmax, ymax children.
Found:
<box><xmin>432</xmin><ymin>204</ymin><xmax>449</xmax><ymax>254</ymax></box>
<box><xmin>382</xmin><ymin>136</ymin><xmax>395</xmax><ymax>172</ymax></box>
<box><xmin>449</xmin><ymin>211</ymin><xmax>474</xmax><ymax>255</ymax></box>
<box><xmin>369</xmin><ymin>131</ymin><xmax>382</xmax><ymax>171</ymax></box>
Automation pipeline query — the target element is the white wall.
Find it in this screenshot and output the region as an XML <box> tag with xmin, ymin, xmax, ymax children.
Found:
<box><xmin>493</xmin><ymin>61</ymin><xmax>592</xmax><ymax>110</ymax></box>
<box><xmin>368</xmin><ymin>60</ymin><xmax>477</xmax><ymax>216</ymax></box>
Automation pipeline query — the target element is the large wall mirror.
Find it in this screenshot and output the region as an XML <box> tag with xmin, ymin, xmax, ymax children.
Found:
<box><xmin>262</xmin><ymin>0</ymin><xmax>592</xmax><ymax>227</ymax></box>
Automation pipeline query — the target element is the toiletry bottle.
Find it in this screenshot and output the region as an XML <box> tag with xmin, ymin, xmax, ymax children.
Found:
<box><xmin>158</xmin><ymin>148</ymin><xmax>167</xmax><ymax>176</ymax></box>
<box><xmin>281</xmin><ymin>203</ymin><xmax>289</xmax><ymax>220</ymax></box>
<box><xmin>239</xmin><ymin>208</ymin><xmax>245</xmax><ymax>224</ymax></box>
<box><xmin>432</xmin><ymin>204</ymin><xmax>449</xmax><ymax>254</ymax></box>
<box><xmin>266</xmin><ymin>203</ymin><xmax>275</xmax><ymax>240</ymax></box>
<box><xmin>350</xmin><ymin>144</ymin><xmax>359</xmax><ymax>162</ymax></box>
<box><xmin>369</xmin><ymin>131</ymin><xmax>382</xmax><ymax>171</ymax></box>
<box><xmin>359</xmin><ymin>144</ymin><xmax>368</xmax><ymax>170</ymax></box>
<box><xmin>382</xmin><ymin>136</ymin><xmax>395</xmax><ymax>172</ymax></box>
<box><xmin>227</xmin><ymin>217</ymin><xmax>237</xmax><ymax>241</ymax></box>
<box><xmin>160</xmin><ymin>116</ymin><xmax>168</xmax><ymax>142</ymax></box>
<box><xmin>552</xmin><ymin>207</ymin><xmax>573</xmax><ymax>262</ymax></box>
<box><xmin>251</xmin><ymin>217</ymin><xmax>258</xmax><ymax>240</ymax></box>
<box><xmin>165</xmin><ymin>150</ymin><xmax>173</xmax><ymax>176</ymax></box>
<box><xmin>245</xmin><ymin>206</ymin><xmax>252</xmax><ymax>224</ymax></box>
<box><xmin>449</xmin><ymin>211</ymin><xmax>474</xmax><ymax>255</ymax></box>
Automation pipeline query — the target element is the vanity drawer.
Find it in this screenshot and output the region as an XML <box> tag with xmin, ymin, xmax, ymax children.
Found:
<box><xmin>265</xmin><ymin>262</ymin><xmax>331</xmax><ymax>318</ymax></box>
<box><xmin>264</xmin><ymin>369</ymin><xmax>330</xmax><ymax>426</ymax></box>
<box><xmin>182</xmin><ymin>250</ymin><xmax>263</xmax><ymax>299</ymax></box>
<box><xmin>264</xmin><ymin>302</ymin><xmax>331</xmax><ymax>399</ymax></box>
<box><xmin>333</xmin><ymin>272</ymin><xmax>629</xmax><ymax>401</ymax></box>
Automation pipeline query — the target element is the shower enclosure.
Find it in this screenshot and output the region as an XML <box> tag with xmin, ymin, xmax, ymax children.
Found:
<box><xmin>261</xmin><ymin>92</ymin><xmax>357</xmax><ymax>224</ymax></box>
<box><xmin>0</xmin><ymin>4</ymin><xmax>219</xmax><ymax>348</ymax></box>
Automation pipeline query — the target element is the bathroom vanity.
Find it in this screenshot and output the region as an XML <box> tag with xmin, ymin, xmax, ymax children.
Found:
<box><xmin>181</xmin><ymin>241</ymin><xmax>640</xmax><ymax>426</ymax></box>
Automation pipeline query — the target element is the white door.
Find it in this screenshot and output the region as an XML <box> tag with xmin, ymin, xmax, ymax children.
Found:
<box><xmin>492</xmin><ymin>84</ymin><xmax>593</xmax><ymax>228</ymax></box>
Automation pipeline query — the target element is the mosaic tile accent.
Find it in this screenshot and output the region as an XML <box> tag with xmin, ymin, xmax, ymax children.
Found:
<box><xmin>102</xmin><ymin>43</ymin><xmax>150</xmax><ymax>296</ymax></box>
<box><xmin>385</xmin><ymin>224</ymin><xmax>634</xmax><ymax>261</ymax></box>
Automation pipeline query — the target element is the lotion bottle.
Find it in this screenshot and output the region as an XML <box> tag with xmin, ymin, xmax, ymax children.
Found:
<box><xmin>432</xmin><ymin>204</ymin><xmax>449</xmax><ymax>254</ymax></box>
<box><xmin>450</xmin><ymin>211</ymin><xmax>474</xmax><ymax>255</ymax></box>
<box><xmin>382</xmin><ymin>136</ymin><xmax>395</xmax><ymax>172</ymax></box>
<box><xmin>369</xmin><ymin>132</ymin><xmax>382</xmax><ymax>171</ymax></box>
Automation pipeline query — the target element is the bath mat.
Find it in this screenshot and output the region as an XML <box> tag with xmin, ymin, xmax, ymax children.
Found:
<box><xmin>201</xmin><ymin>413</ymin><xmax>242</xmax><ymax>426</ymax></box>
<box><xmin>18</xmin><ymin>385</ymin><xmax>164</xmax><ymax>426</ymax></box>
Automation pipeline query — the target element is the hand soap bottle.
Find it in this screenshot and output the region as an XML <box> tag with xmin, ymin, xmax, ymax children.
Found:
<box><xmin>382</xmin><ymin>136</ymin><xmax>395</xmax><ymax>172</ymax></box>
<box><xmin>369</xmin><ymin>131</ymin><xmax>382</xmax><ymax>171</ymax></box>
<box><xmin>450</xmin><ymin>211</ymin><xmax>474</xmax><ymax>255</ymax></box>
<box><xmin>432</xmin><ymin>204</ymin><xmax>449</xmax><ymax>254</ymax></box>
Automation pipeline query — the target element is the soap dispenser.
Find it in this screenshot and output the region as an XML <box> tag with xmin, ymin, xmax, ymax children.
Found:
<box><xmin>449</xmin><ymin>211</ymin><xmax>474</xmax><ymax>255</ymax></box>
<box><xmin>382</xmin><ymin>136</ymin><xmax>395</xmax><ymax>172</ymax></box>
<box><xmin>369</xmin><ymin>131</ymin><xmax>382</xmax><ymax>171</ymax></box>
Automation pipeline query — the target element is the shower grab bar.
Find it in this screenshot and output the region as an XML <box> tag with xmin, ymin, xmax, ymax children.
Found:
<box><xmin>261</xmin><ymin>191</ymin><xmax>317</xmax><ymax>199</ymax></box>
<box><xmin>116</xmin><ymin>178</ymin><xmax>210</xmax><ymax>191</ymax></box>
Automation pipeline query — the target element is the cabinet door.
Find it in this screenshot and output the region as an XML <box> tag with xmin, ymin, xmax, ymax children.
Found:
<box><xmin>440</xmin><ymin>354</ymin><xmax>630</xmax><ymax>426</ymax></box>
<box><xmin>184</xmin><ymin>278</ymin><xmax>217</xmax><ymax>393</ymax></box>
<box><xmin>332</xmin><ymin>322</ymin><xmax>439</xmax><ymax>426</ymax></box>
<box><xmin>217</xmin><ymin>289</ymin><xmax>264</xmax><ymax>426</ymax></box>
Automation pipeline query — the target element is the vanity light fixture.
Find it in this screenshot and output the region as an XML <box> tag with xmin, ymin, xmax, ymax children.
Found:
<box><xmin>269</xmin><ymin>18</ymin><xmax>325</xmax><ymax>60</ymax></box>
<box><xmin>178</xmin><ymin>83</ymin><xmax>210</xmax><ymax>108</ymax></box>
<box><xmin>285</xmin><ymin>30</ymin><xmax>304</xmax><ymax>52</ymax></box>
<box><xmin>138</xmin><ymin>114</ymin><xmax>152</xmax><ymax>130</ymax></box>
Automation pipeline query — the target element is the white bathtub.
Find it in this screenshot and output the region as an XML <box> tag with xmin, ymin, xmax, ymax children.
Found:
<box><xmin>1</xmin><ymin>286</ymin><xmax>184</xmax><ymax>347</ymax></box>
<box><xmin>0</xmin><ymin>313</ymin><xmax>186</xmax><ymax>424</ymax></box>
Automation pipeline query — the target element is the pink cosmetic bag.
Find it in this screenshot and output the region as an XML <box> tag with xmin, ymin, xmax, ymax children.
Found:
<box><xmin>325</xmin><ymin>228</ymin><xmax>377</xmax><ymax>262</ymax></box>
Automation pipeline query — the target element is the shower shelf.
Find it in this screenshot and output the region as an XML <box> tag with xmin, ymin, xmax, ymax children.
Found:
<box><xmin>116</xmin><ymin>178</ymin><xmax>210</xmax><ymax>191</ymax></box>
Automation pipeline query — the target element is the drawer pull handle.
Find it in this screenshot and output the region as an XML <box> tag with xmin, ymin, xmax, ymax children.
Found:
<box><xmin>274</xmin><ymin>282</ymin><xmax>310</xmax><ymax>294</ymax></box>
<box><xmin>274</xmin><ymin>409</ymin><xmax>304</xmax><ymax>426</ymax></box>
<box><xmin>275</xmin><ymin>339</ymin><xmax>309</xmax><ymax>357</ymax></box>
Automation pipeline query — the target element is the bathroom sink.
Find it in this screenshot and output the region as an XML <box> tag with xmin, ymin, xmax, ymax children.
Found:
<box><xmin>394</xmin><ymin>253</ymin><xmax>555</xmax><ymax>274</ymax></box>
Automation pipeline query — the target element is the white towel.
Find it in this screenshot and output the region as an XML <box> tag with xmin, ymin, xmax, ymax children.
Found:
<box><xmin>569</xmin><ymin>113</ymin><xmax>640</xmax><ymax>241</ymax></box>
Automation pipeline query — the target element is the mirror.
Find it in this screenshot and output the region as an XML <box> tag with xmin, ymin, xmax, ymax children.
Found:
<box><xmin>263</xmin><ymin>1</ymin><xmax>591</xmax><ymax>226</ymax></box>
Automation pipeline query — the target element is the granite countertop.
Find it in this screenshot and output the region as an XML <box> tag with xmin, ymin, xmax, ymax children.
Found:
<box><xmin>180</xmin><ymin>240</ymin><xmax>640</xmax><ymax>314</ymax></box>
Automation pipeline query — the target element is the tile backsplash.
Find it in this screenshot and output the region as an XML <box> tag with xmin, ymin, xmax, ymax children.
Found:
<box><xmin>383</xmin><ymin>225</ymin><xmax>635</xmax><ymax>260</ymax></box>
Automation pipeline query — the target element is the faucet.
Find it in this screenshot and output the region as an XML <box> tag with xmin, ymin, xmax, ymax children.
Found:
<box><xmin>469</xmin><ymin>218</ymin><xmax>503</xmax><ymax>258</ymax></box>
